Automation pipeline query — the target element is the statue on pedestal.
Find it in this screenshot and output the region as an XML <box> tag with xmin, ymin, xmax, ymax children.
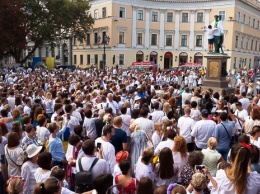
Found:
<box><xmin>211</xmin><ymin>15</ymin><xmax>224</xmax><ymax>54</ymax></box>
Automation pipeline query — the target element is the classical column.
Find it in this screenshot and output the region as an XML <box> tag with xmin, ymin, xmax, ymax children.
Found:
<box><xmin>132</xmin><ymin>6</ymin><xmax>137</xmax><ymax>47</ymax></box>
<box><xmin>174</xmin><ymin>10</ymin><xmax>180</xmax><ymax>49</ymax></box>
<box><xmin>204</xmin><ymin>9</ymin><xmax>211</xmax><ymax>50</ymax></box>
<box><xmin>159</xmin><ymin>9</ymin><xmax>166</xmax><ymax>48</ymax></box>
<box><xmin>60</xmin><ymin>43</ymin><xmax>64</xmax><ymax>65</ymax></box>
<box><xmin>189</xmin><ymin>10</ymin><xmax>195</xmax><ymax>49</ymax></box>
<box><xmin>145</xmin><ymin>8</ymin><xmax>150</xmax><ymax>48</ymax></box>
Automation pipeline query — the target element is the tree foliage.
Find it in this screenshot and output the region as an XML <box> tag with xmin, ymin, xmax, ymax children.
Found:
<box><xmin>0</xmin><ymin>0</ymin><xmax>94</xmax><ymax>63</ymax></box>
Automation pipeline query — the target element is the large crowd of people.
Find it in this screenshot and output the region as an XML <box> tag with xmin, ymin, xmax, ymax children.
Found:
<box><xmin>0</xmin><ymin>65</ymin><xmax>260</xmax><ymax>194</ymax></box>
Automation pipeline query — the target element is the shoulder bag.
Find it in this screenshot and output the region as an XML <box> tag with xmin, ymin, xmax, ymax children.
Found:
<box><xmin>221</xmin><ymin>123</ymin><xmax>234</xmax><ymax>148</ymax></box>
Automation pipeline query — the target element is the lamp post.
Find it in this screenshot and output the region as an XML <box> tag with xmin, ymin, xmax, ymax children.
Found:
<box><xmin>98</xmin><ymin>35</ymin><xmax>110</xmax><ymax>72</ymax></box>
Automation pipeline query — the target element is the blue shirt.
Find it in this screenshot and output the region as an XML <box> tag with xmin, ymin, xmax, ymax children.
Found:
<box><xmin>212</xmin><ymin>121</ymin><xmax>235</xmax><ymax>150</ymax></box>
<box><xmin>111</xmin><ymin>128</ymin><xmax>127</xmax><ymax>154</ymax></box>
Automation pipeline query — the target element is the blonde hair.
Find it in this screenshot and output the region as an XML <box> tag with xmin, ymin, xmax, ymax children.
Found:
<box><xmin>129</xmin><ymin>123</ymin><xmax>140</xmax><ymax>132</ymax></box>
<box><xmin>207</xmin><ymin>137</ymin><xmax>218</xmax><ymax>150</ymax></box>
<box><xmin>154</xmin><ymin>122</ymin><xmax>162</xmax><ymax>131</ymax></box>
<box><xmin>162</xmin><ymin>102</ymin><xmax>171</xmax><ymax>114</ymax></box>
<box><xmin>45</xmin><ymin>92</ymin><xmax>52</xmax><ymax>100</ymax></box>
<box><xmin>7</xmin><ymin>177</ymin><xmax>24</xmax><ymax>194</ymax></box>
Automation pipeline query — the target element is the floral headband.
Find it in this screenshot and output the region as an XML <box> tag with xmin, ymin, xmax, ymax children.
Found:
<box><xmin>167</xmin><ymin>183</ymin><xmax>177</xmax><ymax>194</ymax></box>
<box><xmin>7</xmin><ymin>176</ymin><xmax>25</xmax><ymax>185</ymax></box>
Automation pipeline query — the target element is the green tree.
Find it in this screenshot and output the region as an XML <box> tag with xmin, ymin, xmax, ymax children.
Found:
<box><xmin>0</xmin><ymin>0</ymin><xmax>94</xmax><ymax>64</ymax></box>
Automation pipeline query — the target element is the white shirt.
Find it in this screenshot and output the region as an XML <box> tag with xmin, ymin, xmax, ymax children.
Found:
<box><xmin>135</xmin><ymin>158</ymin><xmax>155</xmax><ymax>182</ymax></box>
<box><xmin>133</xmin><ymin>117</ymin><xmax>154</xmax><ymax>139</ymax></box>
<box><xmin>24</xmin><ymin>105</ymin><xmax>31</xmax><ymax>116</ymax></box>
<box><xmin>5</xmin><ymin>145</ymin><xmax>23</xmax><ymax>177</ymax></box>
<box><xmin>177</xmin><ymin>116</ymin><xmax>196</xmax><ymax>143</ymax></box>
<box><xmin>34</xmin><ymin>168</ymin><xmax>51</xmax><ymax>183</ymax></box>
<box><xmin>95</xmin><ymin>137</ymin><xmax>116</xmax><ymax>174</ymax></box>
<box><xmin>150</xmin><ymin>110</ymin><xmax>165</xmax><ymax>123</ymax></box>
<box><xmin>65</xmin><ymin>143</ymin><xmax>85</xmax><ymax>174</ymax></box>
<box><xmin>120</xmin><ymin>114</ymin><xmax>131</xmax><ymax>137</ymax></box>
<box><xmin>154</xmin><ymin>139</ymin><xmax>174</xmax><ymax>156</ymax></box>
<box><xmin>76</xmin><ymin>156</ymin><xmax>107</xmax><ymax>180</ymax></box>
<box><xmin>22</xmin><ymin>161</ymin><xmax>38</xmax><ymax>194</ymax></box>
<box><xmin>36</xmin><ymin>126</ymin><xmax>50</xmax><ymax>145</ymax></box>
<box><xmin>234</xmin><ymin>109</ymin><xmax>248</xmax><ymax>130</ymax></box>
<box><xmin>82</xmin><ymin>117</ymin><xmax>97</xmax><ymax>139</ymax></box>
<box><xmin>239</xmin><ymin>97</ymin><xmax>250</xmax><ymax>110</ymax></box>
<box><xmin>191</xmin><ymin>119</ymin><xmax>216</xmax><ymax>149</ymax></box>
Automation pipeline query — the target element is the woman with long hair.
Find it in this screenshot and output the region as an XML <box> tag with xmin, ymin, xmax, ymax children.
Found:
<box><xmin>212</xmin><ymin>142</ymin><xmax>260</xmax><ymax>193</ymax></box>
<box><xmin>244</xmin><ymin>108</ymin><xmax>260</xmax><ymax>134</ymax></box>
<box><xmin>172</xmin><ymin>136</ymin><xmax>189</xmax><ymax>183</ymax></box>
<box><xmin>136</xmin><ymin>177</ymin><xmax>153</xmax><ymax>194</ymax></box>
<box><xmin>154</xmin><ymin>147</ymin><xmax>178</xmax><ymax>187</ymax></box>
<box><xmin>12</xmin><ymin>109</ymin><xmax>23</xmax><ymax>126</ymax></box>
<box><xmin>33</xmin><ymin>177</ymin><xmax>61</xmax><ymax>194</ymax></box>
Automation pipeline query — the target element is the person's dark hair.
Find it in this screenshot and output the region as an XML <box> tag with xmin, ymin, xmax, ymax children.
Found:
<box><xmin>93</xmin><ymin>173</ymin><xmax>113</xmax><ymax>194</ymax></box>
<box><xmin>33</xmin><ymin>177</ymin><xmax>60</xmax><ymax>194</ymax></box>
<box><xmin>153</xmin><ymin>102</ymin><xmax>159</xmax><ymax>110</ymax></box>
<box><xmin>213</xmin><ymin>92</ymin><xmax>220</xmax><ymax>100</ymax></box>
<box><xmin>250</xmin><ymin>144</ymin><xmax>260</xmax><ymax>164</ymax></box>
<box><xmin>154</xmin><ymin>185</ymin><xmax>168</xmax><ymax>194</ymax></box>
<box><xmin>37</xmin><ymin>152</ymin><xmax>52</xmax><ymax>170</ymax></box>
<box><xmin>37</xmin><ymin>116</ymin><xmax>46</xmax><ymax>126</ymax></box>
<box><xmin>103</xmin><ymin>125</ymin><xmax>113</xmax><ymax>136</ymax></box>
<box><xmin>251</xmin><ymin>107</ymin><xmax>260</xmax><ymax>120</ymax></box>
<box><xmin>25</xmin><ymin>124</ymin><xmax>35</xmax><ymax>133</ymax></box>
<box><xmin>229</xmin><ymin>143</ymin><xmax>242</xmax><ymax>163</ymax></box>
<box><xmin>47</xmin><ymin>123</ymin><xmax>58</xmax><ymax>133</ymax></box>
<box><xmin>74</xmin><ymin>125</ymin><xmax>83</xmax><ymax>137</ymax></box>
<box><xmin>105</xmin><ymin>107</ymin><xmax>113</xmax><ymax>114</ymax></box>
<box><xmin>54</xmin><ymin>103</ymin><xmax>63</xmax><ymax>112</ymax></box>
<box><xmin>119</xmin><ymin>160</ymin><xmax>131</xmax><ymax>175</ymax></box>
<box><xmin>220</xmin><ymin>112</ymin><xmax>228</xmax><ymax>121</ymax></box>
<box><xmin>188</xmin><ymin>151</ymin><xmax>204</xmax><ymax>168</ymax></box>
<box><xmin>65</xmin><ymin>104</ymin><xmax>73</xmax><ymax>113</ymax></box>
<box><xmin>191</xmin><ymin>101</ymin><xmax>197</xmax><ymax>108</ymax></box>
<box><xmin>0</xmin><ymin>109</ymin><xmax>8</xmax><ymax>117</ymax></box>
<box><xmin>241</xmin><ymin>92</ymin><xmax>246</xmax><ymax>97</ymax></box>
<box><xmin>7</xmin><ymin>132</ymin><xmax>20</xmax><ymax>148</ymax></box>
<box><xmin>159</xmin><ymin>148</ymin><xmax>175</xmax><ymax>179</ymax></box>
<box><xmin>68</xmin><ymin>134</ymin><xmax>81</xmax><ymax>146</ymax></box>
<box><xmin>131</xmin><ymin>109</ymin><xmax>140</xmax><ymax>119</ymax></box>
<box><xmin>165</xmin><ymin>128</ymin><xmax>177</xmax><ymax>139</ymax></box>
<box><xmin>140</xmin><ymin>107</ymin><xmax>149</xmax><ymax>117</ymax></box>
<box><xmin>84</xmin><ymin>109</ymin><xmax>92</xmax><ymax>118</ymax></box>
<box><xmin>15</xmin><ymin>95</ymin><xmax>22</xmax><ymax>106</ymax></box>
<box><xmin>82</xmin><ymin>139</ymin><xmax>95</xmax><ymax>155</ymax></box>
<box><xmin>22</xmin><ymin>115</ymin><xmax>31</xmax><ymax>125</ymax></box>
<box><xmin>238</xmin><ymin>134</ymin><xmax>250</xmax><ymax>144</ymax></box>
<box><xmin>184</xmin><ymin>87</ymin><xmax>189</xmax><ymax>93</ymax></box>
<box><xmin>33</xmin><ymin>107</ymin><xmax>43</xmax><ymax>121</ymax></box>
<box><xmin>50</xmin><ymin>167</ymin><xmax>66</xmax><ymax>181</ymax></box>
<box><xmin>137</xmin><ymin>177</ymin><xmax>154</xmax><ymax>194</ymax></box>
<box><xmin>120</xmin><ymin>106</ymin><xmax>127</xmax><ymax>114</ymax></box>
<box><xmin>208</xmin><ymin>25</ymin><xmax>212</xmax><ymax>29</ymax></box>
<box><xmin>250</xmin><ymin>125</ymin><xmax>260</xmax><ymax>136</ymax></box>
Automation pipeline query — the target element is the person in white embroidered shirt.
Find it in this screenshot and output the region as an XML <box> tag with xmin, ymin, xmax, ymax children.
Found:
<box><xmin>107</xmin><ymin>93</ymin><xmax>119</xmax><ymax>116</ymax></box>
<box><xmin>150</xmin><ymin>101</ymin><xmax>165</xmax><ymax>123</ymax></box>
<box><xmin>95</xmin><ymin>125</ymin><xmax>116</xmax><ymax>174</ymax></box>
<box><xmin>75</xmin><ymin>139</ymin><xmax>107</xmax><ymax>180</ymax></box>
<box><xmin>62</xmin><ymin>104</ymin><xmax>80</xmax><ymax>134</ymax></box>
<box><xmin>23</xmin><ymin>98</ymin><xmax>31</xmax><ymax>116</ymax></box>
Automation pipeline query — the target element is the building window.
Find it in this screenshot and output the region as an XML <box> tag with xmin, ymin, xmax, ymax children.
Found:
<box><xmin>87</xmin><ymin>54</ymin><xmax>90</xmax><ymax>64</ymax></box>
<box><xmin>258</xmin><ymin>21</ymin><xmax>260</xmax><ymax>29</ymax></box>
<box><xmin>182</xmin><ymin>13</ymin><xmax>188</xmax><ymax>22</ymax></box>
<box><xmin>251</xmin><ymin>40</ymin><xmax>254</xmax><ymax>50</ymax></box>
<box><xmin>137</xmin><ymin>33</ymin><xmax>142</xmax><ymax>45</ymax></box>
<box><xmin>73</xmin><ymin>37</ymin><xmax>76</xmax><ymax>45</ymax></box>
<box><xmin>235</xmin><ymin>36</ymin><xmax>238</xmax><ymax>48</ymax></box>
<box><xmin>197</xmin><ymin>12</ymin><xmax>203</xmax><ymax>22</ymax></box>
<box><xmin>256</xmin><ymin>41</ymin><xmax>258</xmax><ymax>51</ymax></box>
<box><xmin>167</xmin><ymin>13</ymin><xmax>173</xmax><ymax>22</ymax></box>
<box><xmin>94</xmin><ymin>9</ymin><xmax>98</xmax><ymax>19</ymax></box>
<box><xmin>79</xmin><ymin>38</ymin><xmax>83</xmax><ymax>45</ymax></box>
<box><xmin>94</xmin><ymin>33</ymin><xmax>98</xmax><ymax>44</ymax></box>
<box><xmin>102</xmin><ymin>31</ymin><xmax>106</xmax><ymax>42</ymax></box>
<box><xmin>119</xmin><ymin>7</ymin><xmax>125</xmax><ymax>18</ymax></box>
<box><xmin>219</xmin><ymin>11</ymin><xmax>225</xmax><ymax>20</ymax></box>
<box><xmin>243</xmin><ymin>14</ymin><xmax>246</xmax><ymax>24</ymax></box>
<box><xmin>86</xmin><ymin>34</ymin><xmax>90</xmax><ymax>45</ymax></box>
<box><xmin>196</xmin><ymin>35</ymin><xmax>202</xmax><ymax>46</ymax></box>
<box><xmin>80</xmin><ymin>55</ymin><xmax>83</xmax><ymax>64</ymax></box>
<box><xmin>138</xmin><ymin>10</ymin><xmax>143</xmax><ymax>20</ymax></box>
<box><xmin>248</xmin><ymin>17</ymin><xmax>251</xmax><ymax>26</ymax></box>
<box><xmin>151</xmin><ymin>34</ymin><xmax>157</xmax><ymax>45</ymax></box>
<box><xmin>119</xmin><ymin>32</ymin><xmax>124</xmax><ymax>44</ymax></box>
<box><xmin>119</xmin><ymin>54</ymin><xmax>124</xmax><ymax>65</ymax></box>
<box><xmin>102</xmin><ymin>7</ymin><xmax>106</xmax><ymax>18</ymax></box>
<box><xmin>246</xmin><ymin>38</ymin><xmax>249</xmax><ymax>50</ymax></box>
<box><xmin>237</xmin><ymin>12</ymin><xmax>240</xmax><ymax>22</ymax></box>
<box><xmin>152</xmin><ymin>12</ymin><xmax>158</xmax><ymax>22</ymax></box>
<box><xmin>73</xmin><ymin>55</ymin><xmax>77</xmax><ymax>64</ymax></box>
<box><xmin>234</xmin><ymin>57</ymin><xmax>237</xmax><ymax>68</ymax></box>
<box><xmin>241</xmin><ymin>37</ymin><xmax>244</xmax><ymax>49</ymax></box>
<box><xmin>166</xmin><ymin>35</ymin><xmax>172</xmax><ymax>46</ymax></box>
<box><xmin>94</xmin><ymin>54</ymin><xmax>98</xmax><ymax>65</ymax></box>
<box><xmin>45</xmin><ymin>47</ymin><xmax>49</xmax><ymax>57</ymax></box>
<box><xmin>181</xmin><ymin>35</ymin><xmax>188</xmax><ymax>46</ymax></box>
<box><xmin>253</xmin><ymin>19</ymin><xmax>255</xmax><ymax>28</ymax></box>
<box><xmin>249</xmin><ymin>59</ymin><xmax>251</xmax><ymax>68</ymax></box>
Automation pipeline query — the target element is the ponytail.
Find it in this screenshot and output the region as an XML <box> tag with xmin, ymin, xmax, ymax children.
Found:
<box><xmin>33</xmin><ymin>178</ymin><xmax>60</xmax><ymax>194</ymax></box>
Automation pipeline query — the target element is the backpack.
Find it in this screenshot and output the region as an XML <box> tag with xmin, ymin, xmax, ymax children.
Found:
<box><xmin>74</xmin><ymin>158</ymin><xmax>99</xmax><ymax>193</ymax></box>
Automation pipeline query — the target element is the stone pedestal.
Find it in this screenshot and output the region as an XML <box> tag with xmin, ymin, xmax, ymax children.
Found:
<box><xmin>202</xmin><ymin>54</ymin><xmax>234</xmax><ymax>94</ymax></box>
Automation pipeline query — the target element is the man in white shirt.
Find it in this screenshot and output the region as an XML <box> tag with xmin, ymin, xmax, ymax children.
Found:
<box><xmin>234</xmin><ymin>102</ymin><xmax>248</xmax><ymax>135</ymax></box>
<box><xmin>95</xmin><ymin>125</ymin><xmax>116</xmax><ymax>174</ymax></box>
<box><xmin>239</xmin><ymin>92</ymin><xmax>250</xmax><ymax>111</ymax></box>
<box><xmin>133</xmin><ymin>107</ymin><xmax>154</xmax><ymax>139</ymax></box>
<box><xmin>107</xmin><ymin>93</ymin><xmax>119</xmax><ymax>116</ymax></box>
<box><xmin>76</xmin><ymin>139</ymin><xmax>107</xmax><ymax>180</ymax></box>
<box><xmin>120</xmin><ymin>106</ymin><xmax>131</xmax><ymax>138</ymax></box>
<box><xmin>154</xmin><ymin>128</ymin><xmax>177</xmax><ymax>155</ymax></box>
<box><xmin>23</xmin><ymin>98</ymin><xmax>32</xmax><ymax>116</ymax></box>
<box><xmin>7</xmin><ymin>90</ymin><xmax>15</xmax><ymax>111</ymax></box>
<box><xmin>150</xmin><ymin>101</ymin><xmax>164</xmax><ymax>123</ymax></box>
<box><xmin>181</xmin><ymin>87</ymin><xmax>193</xmax><ymax>109</ymax></box>
<box><xmin>191</xmin><ymin>109</ymin><xmax>216</xmax><ymax>150</ymax></box>
<box><xmin>177</xmin><ymin>107</ymin><xmax>196</xmax><ymax>152</ymax></box>
<box><xmin>62</xmin><ymin>104</ymin><xmax>80</xmax><ymax>134</ymax></box>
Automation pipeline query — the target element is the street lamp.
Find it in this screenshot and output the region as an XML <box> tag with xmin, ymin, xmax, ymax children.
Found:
<box><xmin>98</xmin><ymin>35</ymin><xmax>110</xmax><ymax>71</ymax></box>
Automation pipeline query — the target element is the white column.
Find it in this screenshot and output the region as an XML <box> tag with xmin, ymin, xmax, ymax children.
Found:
<box><xmin>60</xmin><ymin>44</ymin><xmax>64</xmax><ymax>65</ymax></box>
<box><xmin>132</xmin><ymin>6</ymin><xmax>137</xmax><ymax>47</ymax></box>
<box><xmin>204</xmin><ymin>9</ymin><xmax>211</xmax><ymax>50</ymax></box>
<box><xmin>159</xmin><ymin>9</ymin><xmax>165</xmax><ymax>48</ymax></box>
<box><xmin>189</xmin><ymin>10</ymin><xmax>195</xmax><ymax>49</ymax></box>
<box><xmin>174</xmin><ymin>10</ymin><xmax>180</xmax><ymax>49</ymax></box>
<box><xmin>145</xmin><ymin>8</ymin><xmax>150</xmax><ymax>48</ymax></box>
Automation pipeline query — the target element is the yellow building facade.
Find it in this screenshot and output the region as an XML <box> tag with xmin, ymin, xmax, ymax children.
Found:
<box><xmin>72</xmin><ymin>0</ymin><xmax>260</xmax><ymax>70</ymax></box>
